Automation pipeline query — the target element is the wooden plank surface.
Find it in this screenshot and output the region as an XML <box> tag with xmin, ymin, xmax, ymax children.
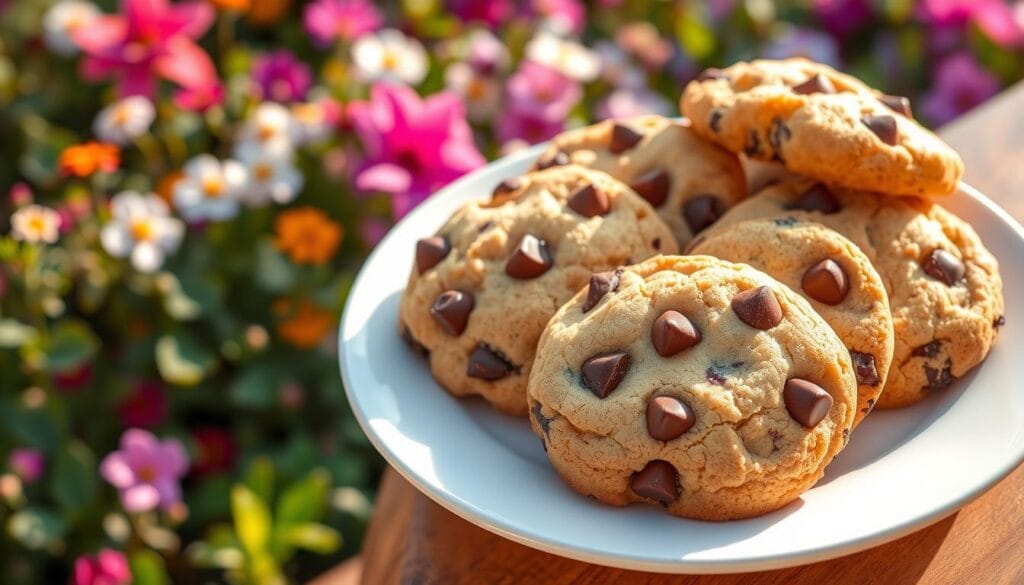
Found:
<box><xmin>314</xmin><ymin>82</ymin><xmax>1024</xmax><ymax>585</ymax></box>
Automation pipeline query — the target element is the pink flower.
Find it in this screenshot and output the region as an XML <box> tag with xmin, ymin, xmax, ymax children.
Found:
<box><xmin>921</xmin><ymin>53</ymin><xmax>1000</xmax><ymax>125</ymax></box>
<box><xmin>251</xmin><ymin>50</ymin><xmax>312</xmax><ymax>103</ymax></box>
<box><xmin>448</xmin><ymin>0</ymin><xmax>513</xmax><ymax>29</ymax></box>
<box><xmin>917</xmin><ymin>0</ymin><xmax>1024</xmax><ymax>47</ymax></box>
<box><xmin>174</xmin><ymin>81</ymin><xmax>224</xmax><ymax>112</ymax></box>
<box><xmin>72</xmin><ymin>0</ymin><xmax>218</xmax><ymax>99</ymax></box>
<box><xmin>8</xmin><ymin>182</ymin><xmax>32</xmax><ymax>206</ymax></box>
<box><xmin>498</xmin><ymin>61</ymin><xmax>580</xmax><ymax>144</ymax></box>
<box><xmin>8</xmin><ymin>448</ymin><xmax>45</xmax><ymax>484</ymax></box>
<box><xmin>304</xmin><ymin>0</ymin><xmax>382</xmax><ymax>46</ymax></box>
<box><xmin>99</xmin><ymin>428</ymin><xmax>188</xmax><ymax>513</ymax></box>
<box><xmin>360</xmin><ymin>217</ymin><xmax>390</xmax><ymax>246</ymax></box>
<box><xmin>72</xmin><ymin>549</ymin><xmax>130</xmax><ymax>585</ymax></box>
<box><xmin>533</xmin><ymin>0</ymin><xmax>585</xmax><ymax>34</ymax></box>
<box><xmin>596</xmin><ymin>87</ymin><xmax>672</xmax><ymax>120</ymax></box>
<box><xmin>117</xmin><ymin>381</ymin><xmax>167</xmax><ymax>428</ymax></box>
<box><xmin>812</xmin><ymin>0</ymin><xmax>873</xmax><ymax>38</ymax></box>
<box><xmin>349</xmin><ymin>84</ymin><xmax>486</xmax><ymax>218</ymax></box>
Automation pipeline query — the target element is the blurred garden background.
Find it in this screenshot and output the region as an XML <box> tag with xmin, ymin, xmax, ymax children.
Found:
<box><xmin>0</xmin><ymin>0</ymin><xmax>1021</xmax><ymax>582</ymax></box>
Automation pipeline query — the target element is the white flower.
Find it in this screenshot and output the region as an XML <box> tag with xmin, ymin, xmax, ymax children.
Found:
<box><xmin>235</xmin><ymin>143</ymin><xmax>304</xmax><ymax>207</ymax></box>
<box><xmin>352</xmin><ymin>29</ymin><xmax>428</xmax><ymax>85</ymax></box>
<box><xmin>524</xmin><ymin>31</ymin><xmax>600</xmax><ymax>82</ymax></box>
<box><xmin>290</xmin><ymin>100</ymin><xmax>335</xmax><ymax>145</ymax></box>
<box><xmin>236</xmin><ymin>102</ymin><xmax>298</xmax><ymax>157</ymax></box>
<box><xmin>93</xmin><ymin>96</ymin><xmax>156</xmax><ymax>145</ymax></box>
<box><xmin>10</xmin><ymin>205</ymin><xmax>61</xmax><ymax>244</ymax></box>
<box><xmin>172</xmin><ymin>155</ymin><xmax>248</xmax><ymax>222</ymax></box>
<box><xmin>100</xmin><ymin>192</ymin><xmax>184</xmax><ymax>273</ymax></box>
<box><xmin>43</xmin><ymin>1</ymin><xmax>99</xmax><ymax>56</ymax></box>
<box><xmin>444</xmin><ymin>62</ymin><xmax>501</xmax><ymax>122</ymax></box>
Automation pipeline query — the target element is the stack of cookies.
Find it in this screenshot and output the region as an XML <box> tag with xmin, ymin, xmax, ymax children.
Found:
<box><xmin>398</xmin><ymin>58</ymin><xmax>1005</xmax><ymax>521</ymax></box>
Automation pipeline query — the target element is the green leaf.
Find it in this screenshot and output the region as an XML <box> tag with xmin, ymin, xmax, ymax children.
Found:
<box><xmin>243</xmin><ymin>458</ymin><xmax>275</xmax><ymax>504</ymax></box>
<box><xmin>231</xmin><ymin>485</ymin><xmax>273</xmax><ymax>557</ymax></box>
<box><xmin>49</xmin><ymin>440</ymin><xmax>97</xmax><ymax>514</ymax></box>
<box><xmin>0</xmin><ymin>401</ymin><xmax>59</xmax><ymax>451</ymax></box>
<box><xmin>129</xmin><ymin>550</ymin><xmax>170</xmax><ymax>585</ymax></box>
<box><xmin>155</xmin><ymin>332</ymin><xmax>217</xmax><ymax>386</ymax></box>
<box><xmin>0</xmin><ymin>319</ymin><xmax>37</xmax><ymax>348</ymax></box>
<box><xmin>275</xmin><ymin>469</ymin><xmax>329</xmax><ymax>528</ymax></box>
<box><xmin>229</xmin><ymin>363</ymin><xmax>282</xmax><ymax>409</ymax></box>
<box><xmin>7</xmin><ymin>508</ymin><xmax>67</xmax><ymax>550</ymax></box>
<box><xmin>255</xmin><ymin>241</ymin><xmax>296</xmax><ymax>293</ymax></box>
<box><xmin>282</xmin><ymin>523</ymin><xmax>341</xmax><ymax>555</ymax></box>
<box><xmin>42</xmin><ymin>320</ymin><xmax>99</xmax><ymax>374</ymax></box>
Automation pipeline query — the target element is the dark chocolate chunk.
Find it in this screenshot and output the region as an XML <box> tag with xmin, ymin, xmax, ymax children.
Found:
<box><xmin>850</xmin><ymin>351</ymin><xmax>880</xmax><ymax>386</ymax></box>
<box><xmin>710</xmin><ymin>109</ymin><xmax>724</xmax><ymax>133</ymax></box>
<box><xmin>912</xmin><ymin>340</ymin><xmax>941</xmax><ymax>358</ymax></box>
<box><xmin>861</xmin><ymin>114</ymin><xmax>899</xmax><ymax>145</ymax></box>
<box><xmin>630</xmin><ymin>169</ymin><xmax>670</xmax><ymax>208</ymax></box>
<box><xmin>924</xmin><ymin>360</ymin><xmax>954</xmax><ymax>390</ymax></box>
<box><xmin>581</xmin><ymin>351</ymin><xmax>631</xmax><ymax>398</ymax></box>
<box><xmin>531</xmin><ymin>402</ymin><xmax>555</xmax><ymax>437</ymax></box>
<box><xmin>416</xmin><ymin>236</ymin><xmax>450</xmax><ymax>274</ymax></box>
<box><xmin>792</xmin><ymin>73</ymin><xmax>836</xmax><ymax>95</ymax></box>
<box><xmin>609</xmin><ymin>124</ymin><xmax>644</xmax><ymax>154</ymax></box>
<box><xmin>879</xmin><ymin>94</ymin><xmax>912</xmax><ymax>118</ymax></box>
<box><xmin>582</xmin><ymin>269</ymin><xmax>621</xmax><ymax>313</ymax></box>
<box><xmin>683</xmin><ymin>195</ymin><xmax>724</xmax><ymax>234</ymax></box>
<box><xmin>430</xmin><ymin>290</ymin><xmax>474</xmax><ymax>336</ymax></box>
<box><xmin>568</xmin><ymin>184</ymin><xmax>610</xmax><ymax>217</ymax></box>
<box><xmin>789</xmin><ymin>184</ymin><xmax>840</xmax><ymax>214</ymax></box>
<box><xmin>646</xmin><ymin>396</ymin><xmax>695</xmax><ymax>441</ymax></box>
<box><xmin>505</xmin><ymin>234</ymin><xmax>553</xmax><ymax>279</ymax></box>
<box><xmin>731</xmin><ymin>286</ymin><xmax>783</xmax><ymax>330</ymax></box>
<box><xmin>769</xmin><ymin>117</ymin><xmax>792</xmax><ymax>161</ymax></box>
<box><xmin>921</xmin><ymin>249</ymin><xmax>965</xmax><ymax>286</ymax></box>
<box><xmin>466</xmin><ymin>344</ymin><xmax>516</xmax><ymax>380</ymax></box>
<box><xmin>783</xmin><ymin>378</ymin><xmax>834</xmax><ymax>428</ymax></box>
<box><xmin>651</xmin><ymin>310</ymin><xmax>701</xmax><ymax>357</ymax></box>
<box><xmin>801</xmin><ymin>258</ymin><xmax>849</xmax><ymax>305</ymax></box>
<box><xmin>630</xmin><ymin>460</ymin><xmax>679</xmax><ymax>504</ymax></box>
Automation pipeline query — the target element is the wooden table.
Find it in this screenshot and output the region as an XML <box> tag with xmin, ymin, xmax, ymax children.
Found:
<box><xmin>315</xmin><ymin>83</ymin><xmax>1024</xmax><ymax>585</ymax></box>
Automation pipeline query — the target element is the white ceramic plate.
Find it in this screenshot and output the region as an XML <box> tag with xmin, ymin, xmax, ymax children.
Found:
<box><xmin>340</xmin><ymin>143</ymin><xmax>1024</xmax><ymax>574</ymax></box>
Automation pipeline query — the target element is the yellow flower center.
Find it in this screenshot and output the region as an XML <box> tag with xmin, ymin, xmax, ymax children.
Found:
<box><xmin>382</xmin><ymin>51</ymin><xmax>398</xmax><ymax>71</ymax></box>
<box><xmin>113</xmin><ymin>104</ymin><xmax>131</xmax><ymax>126</ymax></box>
<box><xmin>467</xmin><ymin>79</ymin><xmax>487</xmax><ymax>101</ymax></box>
<box><xmin>202</xmin><ymin>177</ymin><xmax>225</xmax><ymax>198</ymax></box>
<box><xmin>27</xmin><ymin>215</ymin><xmax>46</xmax><ymax>235</ymax></box>
<box><xmin>293</xmin><ymin>104</ymin><xmax>317</xmax><ymax>124</ymax></box>
<box><xmin>258</xmin><ymin>124</ymin><xmax>276</xmax><ymax>141</ymax></box>
<box><xmin>253</xmin><ymin>163</ymin><xmax>273</xmax><ymax>182</ymax></box>
<box><xmin>131</xmin><ymin>220</ymin><xmax>154</xmax><ymax>242</ymax></box>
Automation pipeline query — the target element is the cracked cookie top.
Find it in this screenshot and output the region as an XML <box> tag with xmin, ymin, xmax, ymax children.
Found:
<box><xmin>689</xmin><ymin>218</ymin><xmax>893</xmax><ymax>426</ymax></box>
<box><xmin>531</xmin><ymin>115</ymin><xmax>747</xmax><ymax>247</ymax></box>
<box><xmin>701</xmin><ymin>180</ymin><xmax>1004</xmax><ymax>408</ymax></box>
<box><xmin>526</xmin><ymin>255</ymin><xmax>857</xmax><ymax>520</ymax></box>
<box><xmin>398</xmin><ymin>165</ymin><xmax>676</xmax><ymax>415</ymax></box>
<box><xmin>680</xmin><ymin>58</ymin><xmax>963</xmax><ymax>198</ymax></box>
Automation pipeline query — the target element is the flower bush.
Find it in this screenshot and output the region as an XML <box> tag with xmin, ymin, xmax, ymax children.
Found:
<box><xmin>0</xmin><ymin>0</ymin><xmax>1021</xmax><ymax>582</ymax></box>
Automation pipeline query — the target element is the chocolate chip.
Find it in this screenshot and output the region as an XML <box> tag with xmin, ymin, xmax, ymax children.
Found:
<box><xmin>630</xmin><ymin>460</ymin><xmax>679</xmax><ymax>504</ymax></box>
<box><xmin>922</xmin><ymin>249</ymin><xmax>965</xmax><ymax>286</ymax></box>
<box><xmin>506</xmin><ymin>234</ymin><xmax>553</xmax><ymax>279</ymax></box>
<box><xmin>683</xmin><ymin>195</ymin><xmax>724</xmax><ymax>234</ymax></box>
<box><xmin>792</xmin><ymin>73</ymin><xmax>836</xmax><ymax>95</ymax></box>
<box><xmin>850</xmin><ymin>351</ymin><xmax>880</xmax><ymax>386</ymax></box>
<box><xmin>536</xmin><ymin>151</ymin><xmax>570</xmax><ymax>170</ymax></box>
<box><xmin>783</xmin><ymin>378</ymin><xmax>833</xmax><ymax>428</ymax></box>
<box><xmin>861</xmin><ymin>114</ymin><xmax>899</xmax><ymax>145</ymax></box>
<box><xmin>629</xmin><ymin>169</ymin><xmax>670</xmax><ymax>208</ymax></box>
<box><xmin>582</xmin><ymin>269</ymin><xmax>621</xmax><ymax>312</ymax></box>
<box><xmin>651</xmin><ymin>310</ymin><xmax>701</xmax><ymax>357</ymax></box>
<box><xmin>400</xmin><ymin>325</ymin><xmax>429</xmax><ymax>359</ymax></box>
<box><xmin>652</xmin><ymin>237</ymin><xmax>661</xmax><ymax>250</ymax></box>
<box><xmin>801</xmin><ymin>258</ymin><xmax>849</xmax><ymax>305</ymax></box>
<box><xmin>609</xmin><ymin>124</ymin><xmax>644</xmax><ymax>154</ymax></box>
<box><xmin>416</xmin><ymin>236</ymin><xmax>450</xmax><ymax>274</ymax></box>
<box><xmin>773</xmin><ymin>216</ymin><xmax>799</xmax><ymax>227</ymax></box>
<box><xmin>697</xmin><ymin>68</ymin><xmax>726</xmax><ymax>81</ymax></box>
<box><xmin>568</xmin><ymin>184</ymin><xmax>610</xmax><ymax>217</ymax></box>
<box><xmin>492</xmin><ymin>178</ymin><xmax>520</xmax><ymax>200</ymax></box>
<box><xmin>581</xmin><ymin>351</ymin><xmax>631</xmax><ymax>398</ymax></box>
<box><xmin>912</xmin><ymin>340</ymin><xmax>941</xmax><ymax>358</ymax></box>
<box><xmin>466</xmin><ymin>344</ymin><xmax>516</xmax><ymax>380</ymax></box>
<box><xmin>531</xmin><ymin>402</ymin><xmax>555</xmax><ymax>437</ymax></box>
<box><xmin>709</xmin><ymin>109</ymin><xmax>724</xmax><ymax>133</ymax></box>
<box><xmin>731</xmin><ymin>286</ymin><xmax>783</xmax><ymax>330</ymax></box>
<box><xmin>646</xmin><ymin>396</ymin><xmax>695</xmax><ymax>441</ymax></box>
<box><xmin>744</xmin><ymin>130</ymin><xmax>762</xmax><ymax>157</ymax></box>
<box><xmin>862</xmin><ymin>397</ymin><xmax>876</xmax><ymax>414</ymax></box>
<box><xmin>706</xmin><ymin>361</ymin><xmax>744</xmax><ymax>385</ymax></box>
<box><xmin>789</xmin><ymin>184</ymin><xmax>840</xmax><ymax>214</ymax></box>
<box><xmin>924</xmin><ymin>359</ymin><xmax>954</xmax><ymax>390</ymax></box>
<box><xmin>430</xmin><ymin>290</ymin><xmax>474</xmax><ymax>336</ymax></box>
<box><xmin>769</xmin><ymin>117</ymin><xmax>792</xmax><ymax>160</ymax></box>
<box><xmin>995</xmin><ymin>315</ymin><xmax>1006</xmax><ymax>328</ymax></box>
<box><xmin>880</xmin><ymin>94</ymin><xmax>913</xmax><ymax>118</ymax></box>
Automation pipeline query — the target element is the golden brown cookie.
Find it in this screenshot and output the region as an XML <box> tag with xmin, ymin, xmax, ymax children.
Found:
<box><xmin>528</xmin><ymin>255</ymin><xmax>857</xmax><ymax>520</ymax></box>
<box><xmin>399</xmin><ymin>165</ymin><xmax>676</xmax><ymax>415</ymax></box>
<box><xmin>689</xmin><ymin>218</ymin><xmax>894</xmax><ymax>425</ymax></box>
<box><xmin>532</xmin><ymin>116</ymin><xmax>747</xmax><ymax>246</ymax></box>
<box><xmin>681</xmin><ymin>58</ymin><xmax>963</xmax><ymax>197</ymax></box>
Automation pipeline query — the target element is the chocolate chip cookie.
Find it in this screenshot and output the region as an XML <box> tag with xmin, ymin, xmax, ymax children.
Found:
<box><xmin>527</xmin><ymin>255</ymin><xmax>857</xmax><ymax>520</ymax></box>
<box><xmin>399</xmin><ymin>165</ymin><xmax>676</xmax><ymax>415</ymax></box>
<box><xmin>702</xmin><ymin>180</ymin><xmax>1004</xmax><ymax>408</ymax></box>
<box><xmin>532</xmin><ymin>116</ymin><xmax>747</xmax><ymax>246</ymax></box>
<box><xmin>689</xmin><ymin>218</ymin><xmax>894</xmax><ymax>425</ymax></box>
<box><xmin>681</xmin><ymin>58</ymin><xmax>964</xmax><ymax>197</ymax></box>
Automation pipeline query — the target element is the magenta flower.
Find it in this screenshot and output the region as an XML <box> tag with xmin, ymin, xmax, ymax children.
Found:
<box><xmin>117</xmin><ymin>381</ymin><xmax>167</xmax><ymax>428</ymax></box>
<box><xmin>917</xmin><ymin>0</ymin><xmax>1024</xmax><ymax>47</ymax></box>
<box><xmin>921</xmin><ymin>53</ymin><xmax>1000</xmax><ymax>126</ymax></box>
<box><xmin>72</xmin><ymin>549</ymin><xmax>130</xmax><ymax>585</ymax></box>
<box><xmin>100</xmin><ymin>428</ymin><xmax>188</xmax><ymax>513</ymax></box>
<box><xmin>304</xmin><ymin>0</ymin><xmax>382</xmax><ymax>47</ymax></box>
<box><xmin>71</xmin><ymin>0</ymin><xmax>217</xmax><ymax>99</ymax></box>
<box><xmin>349</xmin><ymin>84</ymin><xmax>486</xmax><ymax>218</ymax></box>
<box><xmin>813</xmin><ymin>0</ymin><xmax>873</xmax><ymax>38</ymax></box>
<box><xmin>448</xmin><ymin>0</ymin><xmax>513</xmax><ymax>29</ymax></box>
<box><xmin>8</xmin><ymin>448</ymin><xmax>45</xmax><ymax>484</ymax></box>
<box><xmin>252</xmin><ymin>50</ymin><xmax>312</xmax><ymax>103</ymax></box>
<box><xmin>499</xmin><ymin>60</ymin><xmax>580</xmax><ymax>145</ymax></box>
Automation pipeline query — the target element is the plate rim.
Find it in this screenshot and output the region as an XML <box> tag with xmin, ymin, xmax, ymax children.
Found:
<box><xmin>339</xmin><ymin>144</ymin><xmax>1024</xmax><ymax>574</ymax></box>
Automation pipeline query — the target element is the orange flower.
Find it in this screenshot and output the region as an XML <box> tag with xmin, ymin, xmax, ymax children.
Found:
<box><xmin>207</xmin><ymin>0</ymin><xmax>251</xmax><ymax>10</ymax></box>
<box><xmin>59</xmin><ymin>142</ymin><xmax>120</xmax><ymax>177</ymax></box>
<box><xmin>247</xmin><ymin>0</ymin><xmax>291</xmax><ymax>26</ymax></box>
<box><xmin>275</xmin><ymin>299</ymin><xmax>335</xmax><ymax>349</ymax></box>
<box><xmin>274</xmin><ymin>207</ymin><xmax>343</xmax><ymax>265</ymax></box>
<box><xmin>156</xmin><ymin>171</ymin><xmax>185</xmax><ymax>207</ymax></box>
